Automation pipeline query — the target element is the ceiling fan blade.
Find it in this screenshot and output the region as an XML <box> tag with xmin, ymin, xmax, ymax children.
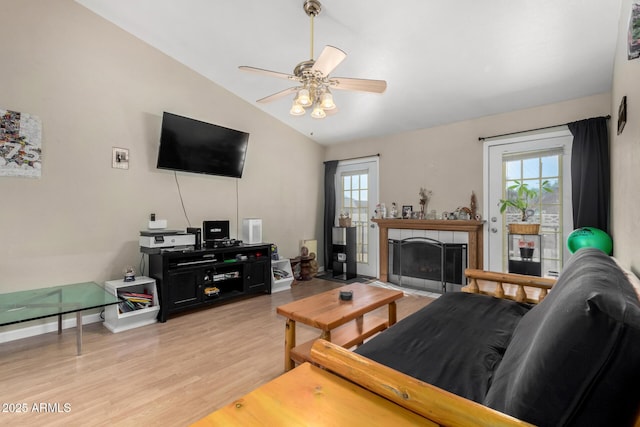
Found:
<box><xmin>311</xmin><ymin>45</ymin><xmax>347</xmax><ymax>76</ymax></box>
<box><xmin>239</xmin><ymin>66</ymin><xmax>299</xmax><ymax>82</ymax></box>
<box><xmin>331</xmin><ymin>77</ymin><xmax>387</xmax><ymax>93</ymax></box>
<box><xmin>256</xmin><ymin>87</ymin><xmax>298</xmax><ymax>104</ymax></box>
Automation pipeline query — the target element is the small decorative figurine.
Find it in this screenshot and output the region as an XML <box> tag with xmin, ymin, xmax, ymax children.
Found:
<box><xmin>418</xmin><ymin>187</ymin><xmax>432</xmax><ymax>219</ymax></box>
<box><xmin>390</xmin><ymin>202</ymin><xmax>398</xmax><ymax>218</ymax></box>
<box><xmin>123</xmin><ymin>267</ymin><xmax>136</xmax><ymax>282</ymax></box>
<box><xmin>339</xmin><ymin>211</ymin><xmax>352</xmax><ymax>227</ymax></box>
<box><xmin>470</xmin><ymin>191</ymin><xmax>478</xmax><ymax>219</ymax></box>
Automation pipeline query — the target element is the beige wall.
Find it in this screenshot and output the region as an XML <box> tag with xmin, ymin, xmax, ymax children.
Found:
<box><xmin>325</xmin><ymin>93</ymin><xmax>611</xmax><ymax>221</ymax></box>
<box><xmin>0</xmin><ymin>0</ymin><xmax>325</xmax><ymax>292</ymax></box>
<box><xmin>611</xmin><ymin>0</ymin><xmax>640</xmax><ymax>271</ymax></box>
<box><xmin>1</xmin><ymin>0</ymin><xmax>635</xmax><ymax>298</ymax></box>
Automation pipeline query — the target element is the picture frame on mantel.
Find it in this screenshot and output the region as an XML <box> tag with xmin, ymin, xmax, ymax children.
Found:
<box><xmin>618</xmin><ymin>96</ymin><xmax>627</xmax><ymax>135</ymax></box>
<box><xmin>402</xmin><ymin>205</ymin><xmax>413</xmax><ymax>219</ymax></box>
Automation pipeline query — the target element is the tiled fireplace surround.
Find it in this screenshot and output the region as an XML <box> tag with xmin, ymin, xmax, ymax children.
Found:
<box><xmin>388</xmin><ymin>232</ymin><xmax>468</xmax><ymax>292</ymax></box>
<box><xmin>372</xmin><ymin>219</ymin><xmax>484</xmax><ymax>292</ymax></box>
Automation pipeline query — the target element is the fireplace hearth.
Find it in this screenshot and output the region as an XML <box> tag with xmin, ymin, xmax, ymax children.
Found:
<box><xmin>388</xmin><ymin>237</ymin><xmax>467</xmax><ymax>293</ymax></box>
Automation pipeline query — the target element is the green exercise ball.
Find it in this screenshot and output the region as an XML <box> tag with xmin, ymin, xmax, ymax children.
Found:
<box><xmin>567</xmin><ymin>227</ymin><xmax>612</xmax><ymax>255</ymax></box>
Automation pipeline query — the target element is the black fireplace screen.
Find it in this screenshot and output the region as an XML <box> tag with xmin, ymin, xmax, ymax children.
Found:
<box><xmin>388</xmin><ymin>237</ymin><xmax>467</xmax><ymax>292</ymax></box>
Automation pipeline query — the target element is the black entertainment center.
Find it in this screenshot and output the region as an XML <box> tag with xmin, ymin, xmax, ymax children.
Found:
<box><xmin>149</xmin><ymin>110</ymin><xmax>262</xmax><ymax>322</ymax></box>
<box><xmin>148</xmin><ymin>244</ymin><xmax>271</xmax><ymax>322</ymax></box>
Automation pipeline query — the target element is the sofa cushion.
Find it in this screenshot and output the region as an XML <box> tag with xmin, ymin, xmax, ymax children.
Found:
<box><xmin>355</xmin><ymin>291</ymin><xmax>531</xmax><ymax>402</ymax></box>
<box><xmin>484</xmin><ymin>248</ymin><xmax>640</xmax><ymax>426</ymax></box>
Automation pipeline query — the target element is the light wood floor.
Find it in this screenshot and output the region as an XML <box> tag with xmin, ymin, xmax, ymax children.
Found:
<box><xmin>0</xmin><ymin>277</ymin><xmax>433</xmax><ymax>426</ymax></box>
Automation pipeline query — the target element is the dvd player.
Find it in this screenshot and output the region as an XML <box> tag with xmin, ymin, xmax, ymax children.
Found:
<box><xmin>205</xmin><ymin>238</ymin><xmax>243</xmax><ymax>249</ymax></box>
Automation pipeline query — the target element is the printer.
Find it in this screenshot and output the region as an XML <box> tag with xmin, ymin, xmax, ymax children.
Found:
<box><xmin>139</xmin><ymin>230</ymin><xmax>195</xmax><ymax>252</ymax></box>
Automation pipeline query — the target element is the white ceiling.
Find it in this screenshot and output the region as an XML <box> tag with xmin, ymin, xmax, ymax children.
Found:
<box><xmin>75</xmin><ymin>0</ymin><xmax>622</xmax><ymax>145</ymax></box>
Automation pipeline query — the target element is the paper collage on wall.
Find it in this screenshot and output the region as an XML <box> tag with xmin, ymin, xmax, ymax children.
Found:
<box><xmin>630</xmin><ymin>1</ymin><xmax>640</xmax><ymax>60</ymax></box>
<box><xmin>0</xmin><ymin>108</ymin><xmax>42</xmax><ymax>178</ymax></box>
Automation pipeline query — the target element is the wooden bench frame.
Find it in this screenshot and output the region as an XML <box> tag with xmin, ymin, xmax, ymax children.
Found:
<box><xmin>310</xmin><ymin>339</ymin><xmax>533</xmax><ymax>426</ymax></box>
<box><xmin>462</xmin><ymin>268</ymin><xmax>555</xmax><ymax>303</ymax></box>
<box><xmin>309</xmin><ymin>269</ymin><xmax>640</xmax><ymax>426</ymax></box>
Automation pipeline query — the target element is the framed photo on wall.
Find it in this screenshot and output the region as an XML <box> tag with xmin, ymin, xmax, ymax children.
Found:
<box><xmin>628</xmin><ymin>1</ymin><xmax>640</xmax><ymax>60</ymax></box>
<box><xmin>618</xmin><ymin>96</ymin><xmax>627</xmax><ymax>135</ymax></box>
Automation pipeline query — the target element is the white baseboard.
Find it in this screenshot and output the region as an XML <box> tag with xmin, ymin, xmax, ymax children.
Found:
<box><xmin>0</xmin><ymin>312</ymin><xmax>104</xmax><ymax>344</ymax></box>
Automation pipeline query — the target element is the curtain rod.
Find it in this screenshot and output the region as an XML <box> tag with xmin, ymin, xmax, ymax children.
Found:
<box><xmin>324</xmin><ymin>153</ymin><xmax>380</xmax><ymax>164</ymax></box>
<box><xmin>478</xmin><ymin>115</ymin><xmax>611</xmax><ymax>141</ymax></box>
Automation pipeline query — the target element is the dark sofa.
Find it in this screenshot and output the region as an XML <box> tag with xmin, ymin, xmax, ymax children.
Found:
<box><xmin>352</xmin><ymin>248</ymin><xmax>640</xmax><ymax>426</ymax></box>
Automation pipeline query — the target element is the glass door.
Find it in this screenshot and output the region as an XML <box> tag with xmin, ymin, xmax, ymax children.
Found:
<box><xmin>485</xmin><ymin>129</ymin><xmax>573</xmax><ymax>276</ymax></box>
<box><xmin>335</xmin><ymin>158</ymin><xmax>379</xmax><ymax>278</ymax></box>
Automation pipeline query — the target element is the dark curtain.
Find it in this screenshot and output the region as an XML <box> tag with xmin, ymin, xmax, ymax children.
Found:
<box><xmin>567</xmin><ymin>117</ymin><xmax>610</xmax><ymax>234</ymax></box>
<box><xmin>324</xmin><ymin>161</ymin><xmax>339</xmax><ymax>271</ymax></box>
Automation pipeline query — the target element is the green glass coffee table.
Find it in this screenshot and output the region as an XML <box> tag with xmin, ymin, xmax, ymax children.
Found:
<box><xmin>0</xmin><ymin>282</ymin><xmax>120</xmax><ymax>355</ymax></box>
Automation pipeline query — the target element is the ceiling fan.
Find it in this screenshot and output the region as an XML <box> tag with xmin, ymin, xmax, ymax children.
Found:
<box><xmin>239</xmin><ymin>0</ymin><xmax>387</xmax><ymax>119</ymax></box>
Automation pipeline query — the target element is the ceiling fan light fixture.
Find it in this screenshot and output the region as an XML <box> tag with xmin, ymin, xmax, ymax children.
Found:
<box><xmin>320</xmin><ymin>90</ymin><xmax>335</xmax><ymax>110</ymax></box>
<box><xmin>289</xmin><ymin>101</ymin><xmax>306</xmax><ymax>116</ymax></box>
<box><xmin>238</xmin><ymin>0</ymin><xmax>387</xmax><ymax>121</ymax></box>
<box><xmin>310</xmin><ymin>102</ymin><xmax>326</xmax><ymax>119</ymax></box>
<box><xmin>296</xmin><ymin>88</ymin><xmax>312</xmax><ymax>107</ymax></box>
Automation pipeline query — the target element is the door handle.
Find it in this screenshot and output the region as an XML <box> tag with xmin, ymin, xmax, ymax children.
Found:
<box><xmin>491</xmin><ymin>227</ymin><xmax>498</xmax><ymax>233</ymax></box>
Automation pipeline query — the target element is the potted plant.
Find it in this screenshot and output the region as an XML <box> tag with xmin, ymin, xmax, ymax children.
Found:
<box><xmin>499</xmin><ymin>180</ymin><xmax>552</xmax><ymax>234</ymax></box>
<box><xmin>518</xmin><ymin>239</ymin><xmax>535</xmax><ymax>260</ymax></box>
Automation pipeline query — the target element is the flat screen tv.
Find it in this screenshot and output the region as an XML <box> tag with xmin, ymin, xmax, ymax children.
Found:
<box><xmin>157</xmin><ymin>112</ymin><xmax>249</xmax><ymax>178</ymax></box>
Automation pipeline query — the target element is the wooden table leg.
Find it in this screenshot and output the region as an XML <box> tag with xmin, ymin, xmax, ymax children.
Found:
<box><xmin>355</xmin><ymin>316</ymin><xmax>364</xmax><ymax>347</ymax></box>
<box><xmin>388</xmin><ymin>301</ymin><xmax>397</xmax><ymax>326</ymax></box>
<box><xmin>284</xmin><ymin>319</ymin><xmax>296</xmax><ymax>372</ymax></box>
<box><xmin>320</xmin><ymin>330</ymin><xmax>332</xmax><ymax>342</ymax></box>
<box><xmin>58</xmin><ymin>288</ymin><xmax>63</xmax><ymax>334</ymax></box>
<box><xmin>76</xmin><ymin>311</ymin><xmax>83</xmax><ymax>356</ymax></box>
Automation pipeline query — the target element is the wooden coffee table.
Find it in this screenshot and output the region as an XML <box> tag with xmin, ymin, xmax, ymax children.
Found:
<box><xmin>276</xmin><ymin>283</ymin><xmax>403</xmax><ymax>371</ymax></box>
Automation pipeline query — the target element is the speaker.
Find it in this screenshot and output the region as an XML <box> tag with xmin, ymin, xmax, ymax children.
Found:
<box><xmin>187</xmin><ymin>227</ymin><xmax>201</xmax><ymax>249</ymax></box>
<box><xmin>242</xmin><ymin>218</ymin><xmax>262</xmax><ymax>244</ymax></box>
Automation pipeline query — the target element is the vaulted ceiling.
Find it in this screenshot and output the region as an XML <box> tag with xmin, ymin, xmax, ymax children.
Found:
<box><xmin>76</xmin><ymin>0</ymin><xmax>622</xmax><ymax>145</ymax></box>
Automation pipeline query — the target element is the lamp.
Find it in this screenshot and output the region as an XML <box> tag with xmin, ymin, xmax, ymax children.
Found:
<box><xmin>295</xmin><ymin>88</ymin><xmax>312</xmax><ymax>107</ymax></box>
<box><xmin>320</xmin><ymin>90</ymin><xmax>335</xmax><ymax>110</ymax></box>
<box><xmin>310</xmin><ymin>102</ymin><xmax>326</xmax><ymax>119</ymax></box>
<box><xmin>289</xmin><ymin>101</ymin><xmax>305</xmax><ymax>116</ymax></box>
<box><xmin>289</xmin><ymin>83</ymin><xmax>335</xmax><ymax>118</ymax></box>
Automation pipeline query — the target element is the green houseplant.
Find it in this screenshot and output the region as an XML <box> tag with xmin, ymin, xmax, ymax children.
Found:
<box><xmin>499</xmin><ymin>180</ymin><xmax>553</xmax><ymax>222</ymax></box>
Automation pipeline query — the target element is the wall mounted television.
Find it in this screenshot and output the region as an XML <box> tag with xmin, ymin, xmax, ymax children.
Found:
<box><xmin>157</xmin><ymin>112</ymin><xmax>249</xmax><ymax>178</ymax></box>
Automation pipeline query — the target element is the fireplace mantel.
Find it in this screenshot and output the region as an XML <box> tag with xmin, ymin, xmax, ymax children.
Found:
<box><xmin>372</xmin><ymin>218</ymin><xmax>484</xmax><ymax>282</ymax></box>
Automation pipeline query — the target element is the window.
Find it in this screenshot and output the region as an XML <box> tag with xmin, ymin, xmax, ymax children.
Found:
<box><xmin>502</xmin><ymin>148</ymin><xmax>563</xmax><ymax>275</ymax></box>
<box><xmin>341</xmin><ymin>171</ymin><xmax>369</xmax><ymax>263</ymax></box>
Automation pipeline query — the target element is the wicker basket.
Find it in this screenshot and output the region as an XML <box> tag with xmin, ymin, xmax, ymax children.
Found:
<box><xmin>508</xmin><ymin>223</ymin><xmax>540</xmax><ymax>235</ymax></box>
<box><xmin>338</xmin><ymin>217</ymin><xmax>352</xmax><ymax>227</ymax></box>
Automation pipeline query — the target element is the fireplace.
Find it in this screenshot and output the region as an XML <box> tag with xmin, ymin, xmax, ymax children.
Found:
<box><xmin>388</xmin><ymin>237</ymin><xmax>467</xmax><ymax>293</ymax></box>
